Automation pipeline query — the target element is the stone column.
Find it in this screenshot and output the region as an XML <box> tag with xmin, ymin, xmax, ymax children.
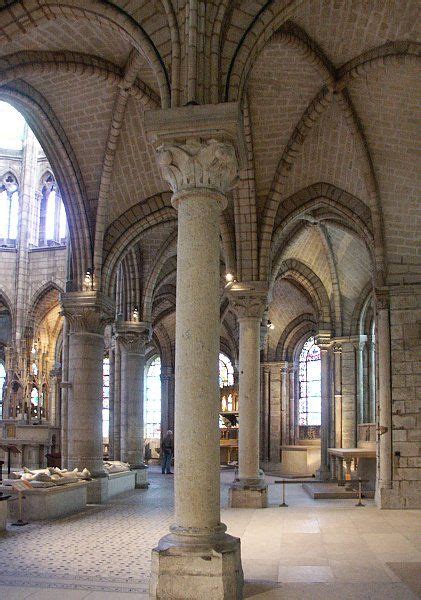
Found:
<box><xmin>145</xmin><ymin>102</ymin><xmax>245</xmax><ymax>599</ymax></box>
<box><xmin>341</xmin><ymin>340</ymin><xmax>357</xmax><ymax>448</ymax></box>
<box><xmin>228</xmin><ymin>283</ymin><xmax>268</xmax><ymax>508</ymax></box>
<box><xmin>60</xmin><ymin>316</ymin><xmax>70</xmax><ymax>468</ymax></box>
<box><xmin>280</xmin><ymin>362</ymin><xmax>289</xmax><ymax>447</ymax></box>
<box><xmin>316</xmin><ymin>333</ymin><xmax>331</xmax><ymax>481</ymax></box>
<box><xmin>113</xmin><ymin>338</ymin><xmax>122</xmax><ymax>460</ymax></box>
<box><xmin>260</xmin><ymin>365</ymin><xmax>270</xmax><ymax>462</ymax></box>
<box><xmin>61</xmin><ymin>291</ymin><xmax>114</xmax><ymax>503</ymax></box>
<box><xmin>116</xmin><ymin>321</ymin><xmax>150</xmax><ymax>489</ymax></box>
<box><xmin>375</xmin><ymin>289</ymin><xmax>392</xmax><ymax>506</ymax></box>
<box><xmin>288</xmin><ymin>365</ymin><xmax>296</xmax><ymax>444</ymax></box>
<box><xmin>108</xmin><ymin>342</ymin><xmax>115</xmax><ymax>459</ymax></box>
<box><xmin>369</xmin><ymin>337</ymin><xmax>376</xmax><ymax>423</ymax></box>
<box><xmin>333</xmin><ymin>343</ymin><xmax>343</xmax><ymax>448</ymax></box>
<box><xmin>161</xmin><ymin>364</ymin><xmax>175</xmax><ymax>435</ymax></box>
<box><xmin>355</xmin><ymin>337</ymin><xmax>367</xmax><ymax>425</ymax></box>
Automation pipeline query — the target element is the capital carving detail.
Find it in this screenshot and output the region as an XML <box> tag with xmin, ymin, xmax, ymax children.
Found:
<box><xmin>115</xmin><ymin>321</ymin><xmax>151</xmax><ymax>355</ymax></box>
<box><xmin>375</xmin><ymin>288</ymin><xmax>390</xmax><ymax>311</ymax></box>
<box><xmin>62</xmin><ymin>308</ymin><xmax>112</xmax><ymax>335</ymax></box>
<box><xmin>229</xmin><ymin>294</ymin><xmax>267</xmax><ymax>320</ymax></box>
<box><xmin>157</xmin><ymin>138</ymin><xmax>239</xmax><ymax>197</ymax></box>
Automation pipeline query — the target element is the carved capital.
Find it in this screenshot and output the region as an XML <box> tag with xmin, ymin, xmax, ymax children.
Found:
<box><xmin>227</xmin><ymin>281</ymin><xmax>268</xmax><ymax>320</ymax></box>
<box><xmin>374</xmin><ymin>288</ymin><xmax>390</xmax><ymax>311</ymax></box>
<box><xmin>115</xmin><ymin>321</ymin><xmax>151</xmax><ymax>355</ymax></box>
<box><xmin>60</xmin><ymin>292</ymin><xmax>115</xmax><ymax>335</ymax></box>
<box><xmin>144</xmin><ymin>102</ymin><xmax>246</xmax><ymax>201</ymax></box>
<box><xmin>157</xmin><ymin>138</ymin><xmax>239</xmax><ymax>199</ymax></box>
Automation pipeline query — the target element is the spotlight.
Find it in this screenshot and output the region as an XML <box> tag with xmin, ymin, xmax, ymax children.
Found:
<box><xmin>267</xmin><ymin>320</ymin><xmax>275</xmax><ymax>330</ymax></box>
<box><xmin>132</xmin><ymin>307</ymin><xmax>140</xmax><ymax>322</ymax></box>
<box><xmin>225</xmin><ymin>273</ymin><xmax>235</xmax><ymax>283</ymax></box>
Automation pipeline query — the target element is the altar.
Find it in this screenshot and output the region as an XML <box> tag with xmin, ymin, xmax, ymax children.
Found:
<box><xmin>328</xmin><ymin>447</ymin><xmax>376</xmax><ymax>491</ymax></box>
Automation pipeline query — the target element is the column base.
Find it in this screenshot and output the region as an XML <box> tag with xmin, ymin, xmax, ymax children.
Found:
<box><xmin>132</xmin><ymin>465</ymin><xmax>149</xmax><ymax>489</ymax></box>
<box><xmin>86</xmin><ymin>476</ymin><xmax>109</xmax><ymax>504</ymax></box>
<box><xmin>316</xmin><ymin>466</ymin><xmax>331</xmax><ymax>482</ymax></box>
<box><xmin>150</xmin><ymin>532</ymin><xmax>243</xmax><ymax>600</ymax></box>
<box><xmin>228</xmin><ymin>480</ymin><xmax>268</xmax><ymax>508</ymax></box>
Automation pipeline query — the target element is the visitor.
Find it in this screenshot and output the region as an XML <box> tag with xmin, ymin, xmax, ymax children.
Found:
<box><xmin>161</xmin><ymin>430</ymin><xmax>173</xmax><ymax>474</ymax></box>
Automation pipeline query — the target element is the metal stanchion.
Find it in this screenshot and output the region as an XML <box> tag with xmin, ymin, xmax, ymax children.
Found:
<box><xmin>279</xmin><ymin>480</ymin><xmax>288</xmax><ymax>507</ymax></box>
<box><xmin>355</xmin><ymin>478</ymin><xmax>365</xmax><ymax>507</ymax></box>
<box><xmin>11</xmin><ymin>490</ymin><xmax>28</xmax><ymax>526</ymax></box>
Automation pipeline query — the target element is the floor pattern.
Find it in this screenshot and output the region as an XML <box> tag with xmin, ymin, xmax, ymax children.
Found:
<box><xmin>0</xmin><ymin>467</ymin><xmax>420</xmax><ymax>599</ymax></box>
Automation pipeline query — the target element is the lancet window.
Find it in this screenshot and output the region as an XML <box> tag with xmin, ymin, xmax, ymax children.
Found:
<box><xmin>102</xmin><ymin>356</ymin><xmax>110</xmax><ymax>440</ymax></box>
<box><xmin>219</xmin><ymin>353</ymin><xmax>234</xmax><ymax>388</ymax></box>
<box><xmin>39</xmin><ymin>173</ymin><xmax>67</xmax><ymax>246</ymax></box>
<box><xmin>145</xmin><ymin>356</ymin><xmax>161</xmax><ymax>440</ymax></box>
<box><xmin>298</xmin><ymin>336</ymin><xmax>321</xmax><ymax>437</ymax></box>
<box><xmin>0</xmin><ymin>173</ymin><xmax>19</xmax><ymax>242</ymax></box>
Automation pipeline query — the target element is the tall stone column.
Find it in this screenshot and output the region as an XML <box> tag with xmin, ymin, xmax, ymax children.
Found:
<box><xmin>116</xmin><ymin>321</ymin><xmax>150</xmax><ymax>489</ymax></box>
<box><xmin>61</xmin><ymin>291</ymin><xmax>114</xmax><ymax>502</ymax></box>
<box><xmin>113</xmin><ymin>338</ymin><xmax>122</xmax><ymax>460</ymax></box>
<box><xmin>316</xmin><ymin>333</ymin><xmax>331</xmax><ymax>481</ymax></box>
<box><xmin>333</xmin><ymin>343</ymin><xmax>343</xmax><ymax>448</ymax></box>
<box><xmin>60</xmin><ymin>316</ymin><xmax>70</xmax><ymax>468</ymax></box>
<box><xmin>228</xmin><ymin>283</ymin><xmax>268</xmax><ymax>508</ymax></box>
<box><xmin>375</xmin><ymin>289</ymin><xmax>392</xmax><ymax>506</ymax></box>
<box><xmin>369</xmin><ymin>337</ymin><xmax>376</xmax><ymax>423</ymax></box>
<box><xmin>108</xmin><ymin>342</ymin><xmax>115</xmax><ymax>459</ymax></box>
<box><xmin>161</xmin><ymin>364</ymin><xmax>175</xmax><ymax>435</ymax></box>
<box><xmin>355</xmin><ymin>337</ymin><xmax>367</xmax><ymax>425</ymax></box>
<box><xmin>341</xmin><ymin>340</ymin><xmax>357</xmax><ymax>448</ymax></box>
<box><xmin>280</xmin><ymin>362</ymin><xmax>289</xmax><ymax>447</ymax></box>
<box><xmin>260</xmin><ymin>365</ymin><xmax>270</xmax><ymax>462</ymax></box>
<box><xmin>145</xmin><ymin>103</ymin><xmax>245</xmax><ymax>599</ymax></box>
<box><xmin>288</xmin><ymin>365</ymin><xmax>297</xmax><ymax>444</ymax></box>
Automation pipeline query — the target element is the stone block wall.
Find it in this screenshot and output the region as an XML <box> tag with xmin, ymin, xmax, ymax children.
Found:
<box><xmin>386</xmin><ymin>286</ymin><xmax>421</xmax><ymax>508</ymax></box>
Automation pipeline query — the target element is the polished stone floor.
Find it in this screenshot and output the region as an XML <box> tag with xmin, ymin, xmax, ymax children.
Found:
<box><xmin>0</xmin><ymin>466</ymin><xmax>420</xmax><ymax>599</ymax></box>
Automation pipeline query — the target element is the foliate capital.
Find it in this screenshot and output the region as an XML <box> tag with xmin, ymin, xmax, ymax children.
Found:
<box><xmin>374</xmin><ymin>288</ymin><xmax>390</xmax><ymax>311</ymax></box>
<box><xmin>227</xmin><ymin>281</ymin><xmax>268</xmax><ymax>320</ymax></box>
<box><xmin>115</xmin><ymin>321</ymin><xmax>151</xmax><ymax>354</ymax></box>
<box><xmin>157</xmin><ymin>138</ymin><xmax>239</xmax><ymax>199</ymax></box>
<box><xmin>60</xmin><ymin>292</ymin><xmax>115</xmax><ymax>335</ymax></box>
<box><xmin>144</xmin><ymin>102</ymin><xmax>246</xmax><ymax>200</ymax></box>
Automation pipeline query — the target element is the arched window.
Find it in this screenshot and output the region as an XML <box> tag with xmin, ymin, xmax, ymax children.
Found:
<box><xmin>0</xmin><ymin>173</ymin><xmax>19</xmax><ymax>241</ymax></box>
<box><xmin>39</xmin><ymin>173</ymin><xmax>67</xmax><ymax>246</ymax></box>
<box><xmin>298</xmin><ymin>336</ymin><xmax>321</xmax><ymax>437</ymax></box>
<box><xmin>0</xmin><ymin>362</ymin><xmax>5</xmax><ymax>419</ymax></box>
<box><xmin>145</xmin><ymin>356</ymin><xmax>161</xmax><ymax>440</ymax></box>
<box><xmin>102</xmin><ymin>356</ymin><xmax>110</xmax><ymax>440</ymax></box>
<box><xmin>219</xmin><ymin>353</ymin><xmax>234</xmax><ymax>388</ymax></box>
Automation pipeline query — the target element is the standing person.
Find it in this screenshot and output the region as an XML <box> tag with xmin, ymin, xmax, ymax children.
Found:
<box><xmin>161</xmin><ymin>430</ymin><xmax>174</xmax><ymax>474</ymax></box>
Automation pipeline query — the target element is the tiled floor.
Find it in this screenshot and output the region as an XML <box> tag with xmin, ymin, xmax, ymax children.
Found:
<box><xmin>0</xmin><ymin>467</ymin><xmax>420</xmax><ymax>599</ymax></box>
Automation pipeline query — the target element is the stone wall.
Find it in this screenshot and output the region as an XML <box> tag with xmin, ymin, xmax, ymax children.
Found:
<box><xmin>385</xmin><ymin>286</ymin><xmax>421</xmax><ymax>508</ymax></box>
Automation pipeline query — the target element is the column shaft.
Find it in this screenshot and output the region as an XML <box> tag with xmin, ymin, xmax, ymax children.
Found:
<box><xmin>67</xmin><ymin>330</ymin><xmax>104</xmax><ymax>475</ymax></box>
<box><xmin>174</xmin><ymin>193</ymin><xmax>221</xmax><ymax>531</ymax></box>
<box><xmin>238</xmin><ymin>317</ymin><xmax>261</xmax><ymax>481</ymax></box>
<box><xmin>377</xmin><ymin>304</ymin><xmax>392</xmax><ymax>491</ymax></box>
<box><xmin>120</xmin><ymin>346</ymin><xmax>145</xmax><ymax>467</ymax></box>
<box><xmin>60</xmin><ymin>317</ymin><xmax>69</xmax><ymax>468</ymax></box>
<box><xmin>113</xmin><ymin>341</ymin><xmax>121</xmax><ymax>460</ymax></box>
<box><xmin>318</xmin><ymin>347</ymin><xmax>331</xmax><ymax>479</ymax></box>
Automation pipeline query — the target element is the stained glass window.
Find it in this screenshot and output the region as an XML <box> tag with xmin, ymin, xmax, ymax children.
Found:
<box><xmin>298</xmin><ymin>336</ymin><xmax>321</xmax><ymax>427</ymax></box>
<box><xmin>145</xmin><ymin>356</ymin><xmax>161</xmax><ymax>439</ymax></box>
<box><xmin>219</xmin><ymin>353</ymin><xmax>234</xmax><ymax>388</ymax></box>
<box><xmin>102</xmin><ymin>356</ymin><xmax>109</xmax><ymax>439</ymax></box>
